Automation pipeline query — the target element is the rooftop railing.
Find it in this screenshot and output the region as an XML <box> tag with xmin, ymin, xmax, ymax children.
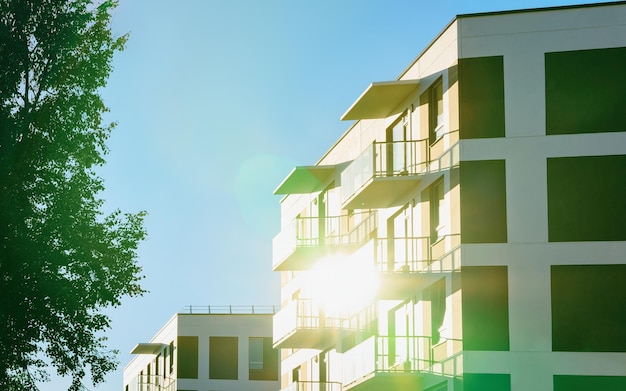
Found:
<box><xmin>180</xmin><ymin>305</ymin><xmax>278</xmax><ymax>314</ymax></box>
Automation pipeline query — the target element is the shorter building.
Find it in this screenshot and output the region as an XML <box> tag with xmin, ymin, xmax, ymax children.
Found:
<box><xmin>123</xmin><ymin>305</ymin><xmax>279</xmax><ymax>391</ymax></box>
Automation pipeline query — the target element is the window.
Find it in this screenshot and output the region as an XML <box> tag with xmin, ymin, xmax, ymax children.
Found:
<box><xmin>551</xmin><ymin>265</ymin><xmax>626</xmax><ymax>352</ymax></box>
<box><xmin>460</xmin><ymin>160</ymin><xmax>507</xmax><ymax>244</ymax></box>
<box><xmin>168</xmin><ymin>341</ymin><xmax>174</xmax><ymax>374</ymax></box>
<box><xmin>462</xmin><ymin>266</ymin><xmax>510</xmax><ymax>351</ymax></box>
<box><xmin>209</xmin><ymin>336</ymin><xmax>238</xmax><ymax>380</ymax></box>
<box><xmin>430</xmin><ymin>179</ymin><xmax>446</xmax><ymax>243</ymax></box>
<box><xmin>458</xmin><ymin>56</ymin><xmax>505</xmax><ymax>139</ymax></box>
<box><xmin>177</xmin><ymin>336</ymin><xmax>199</xmax><ymax>379</ymax></box>
<box><xmin>545</xmin><ymin>47</ymin><xmax>626</xmax><ymax>135</ymax></box>
<box><xmin>554</xmin><ymin>375</ymin><xmax>626</xmax><ymax>390</ymax></box>
<box><xmin>428</xmin><ymin>278</ymin><xmax>446</xmax><ymax>345</ymax></box>
<box><xmin>386</xmin><ymin>113</ymin><xmax>409</xmax><ymax>175</ymax></box>
<box><xmin>463</xmin><ymin>373</ymin><xmax>511</xmax><ymax>391</ymax></box>
<box><xmin>429</xmin><ymin>78</ymin><xmax>444</xmax><ymax>144</ymax></box>
<box><xmin>547</xmin><ymin>155</ymin><xmax>626</xmax><ymax>242</ymax></box>
<box><xmin>248</xmin><ymin>337</ymin><xmax>279</xmax><ymax>381</ymax></box>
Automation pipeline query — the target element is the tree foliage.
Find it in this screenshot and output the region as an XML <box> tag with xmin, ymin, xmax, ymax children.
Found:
<box><xmin>0</xmin><ymin>1</ymin><xmax>146</xmax><ymax>389</ymax></box>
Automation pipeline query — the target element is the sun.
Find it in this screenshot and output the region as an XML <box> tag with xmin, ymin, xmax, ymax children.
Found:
<box><xmin>309</xmin><ymin>254</ymin><xmax>379</xmax><ymax>316</ymax></box>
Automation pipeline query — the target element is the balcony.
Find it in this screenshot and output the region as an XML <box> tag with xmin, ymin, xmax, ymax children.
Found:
<box><xmin>341</xmin><ymin>140</ymin><xmax>432</xmax><ymax>210</ymax></box>
<box><xmin>273</xmin><ymin>300</ymin><xmax>378</xmax><ymax>350</ymax></box>
<box><xmin>347</xmin><ymin>236</ymin><xmax>460</xmax><ymax>300</ymax></box>
<box><xmin>273</xmin><ymin>211</ymin><xmax>378</xmax><ymax>271</ymax></box>
<box><xmin>280</xmin><ymin>381</ymin><xmax>343</xmax><ymax>391</ymax></box>
<box><xmin>373</xmin><ymin>237</ymin><xmax>441</xmax><ymax>299</ymax></box>
<box><xmin>273</xmin><ymin>299</ymin><xmax>346</xmax><ymax>349</ymax></box>
<box><xmin>342</xmin><ymin>335</ymin><xmax>434</xmax><ymax>391</ymax></box>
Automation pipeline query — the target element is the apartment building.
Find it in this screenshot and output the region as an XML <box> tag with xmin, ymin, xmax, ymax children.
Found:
<box><xmin>271</xmin><ymin>2</ymin><xmax>626</xmax><ymax>390</ymax></box>
<box><xmin>123</xmin><ymin>306</ymin><xmax>279</xmax><ymax>391</ymax></box>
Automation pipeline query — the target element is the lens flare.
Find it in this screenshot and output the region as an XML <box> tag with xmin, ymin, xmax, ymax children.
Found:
<box><xmin>309</xmin><ymin>254</ymin><xmax>379</xmax><ymax>316</ymax></box>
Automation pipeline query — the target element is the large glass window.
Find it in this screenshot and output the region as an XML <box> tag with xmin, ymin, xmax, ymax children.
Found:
<box><xmin>463</xmin><ymin>373</ymin><xmax>511</xmax><ymax>391</ymax></box>
<box><xmin>209</xmin><ymin>336</ymin><xmax>238</xmax><ymax>380</ymax></box>
<box><xmin>460</xmin><ymin>160</ymin><xmax>507</xmax><ymax>244</ymax></box>
<box><xmin>554</xmin><ymin>375</ymin><xmax>626</xmax><ymax>390</ymax></box>
<box><xmin>547</xmin><ymin>155</ymin><xmax>626</xmax><ymax>242</ymax></box>
<box><xmin>462</xmin><ymin>266</ymin><xmax>510</xmax><ymax>351</ymax></box>
<box><xmin>248</xmin><ymin>337</ymin><xmax>278</xmax><ymax>381</ymax></box>
<box><xmin>458</xmin><ymin>56</ymin><xmax>505</xmax><ymax>139</ymax></box>
<box><xmin>551</xmin><ymin>265</ymin><xmax>626</xmax><ymax>352</ymax></box>
<box><xmin>177</xmin><ymin>336</ymin><xmax>199</xmax><ymax>379</ymax></box>
<box><xmin>546</xmin><ymin>47</ymin><xmax>626</xmax><ymax>135</ymax></box>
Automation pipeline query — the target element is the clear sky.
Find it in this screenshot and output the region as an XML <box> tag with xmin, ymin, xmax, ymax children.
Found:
<box><xmin>44</xmin><ymin>0</ymin><xmax>600</xmax><ymax>389</ymax></box>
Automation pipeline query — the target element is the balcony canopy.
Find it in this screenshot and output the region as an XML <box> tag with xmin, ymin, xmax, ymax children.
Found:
<box><xmin>273</xmin><ymin>165</ymin><xmax>337</xmax><ymax>195</ymax></box>
<box><xmin>130</xmin><ymin>343</ymin><xmax>167</xmax><ymax>355</ymax></box>
<box><xmin>341</xmin><ymin>80</ymin><xmax>420</xmax><ymax>121</ymax></box>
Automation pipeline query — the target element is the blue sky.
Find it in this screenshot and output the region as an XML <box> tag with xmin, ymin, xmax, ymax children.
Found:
<box><xmin>43</xmin><ymin>0</ymin><xmax>598</xmax><ymax>389</ymax></box>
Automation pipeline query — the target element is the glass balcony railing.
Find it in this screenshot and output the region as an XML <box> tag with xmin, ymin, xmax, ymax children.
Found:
<box><xmin>341</xmin><ymin>140</ymin><xmax>429</xmax><ymax>209</ymax></box>
<box><xmin>273</xmin><ymin>300</ymin><xmax>378</xmax><ymax>349</ymax></box>
<box><xmin>273</xmin><ymin>211</ymin><xmax>378</xmax><ymax>271</ymax></box>
<box><xmin>345</xmin><ymin>234</ymin><xmax>460</xmax><ymax>299</ymax></box>
<box><xmin>342</xmin><ymin>334</ymin><xmax>463</xmax><ymax>390</ymax></box>
<box><xmin>342</xmin><ymin>335</ymin><xmax>433</xmax><ymax>390</ymax></box>
<box><xmin>273</xmin><ymin>299</ymin><xmax>347</xmax><ymax>349</ymax></box>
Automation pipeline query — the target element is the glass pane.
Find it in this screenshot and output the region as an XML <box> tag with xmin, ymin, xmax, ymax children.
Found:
<box><xmin>249</xmin><ymin>337</ymin><xmax>263</xmax><ymax>370</ymax></box>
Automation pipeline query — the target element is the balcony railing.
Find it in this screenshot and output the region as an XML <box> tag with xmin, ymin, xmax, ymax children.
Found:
<box><xmin>280</xmin><ymin>381</ymin><xmax>343</xmax><ymax>391</ymax></box>
<box><xmin>273</xmin><ymin>299</ymin><xmax>345</xmax><ymax>349</ymax></box>
<box><xmin>127</xmin><ymin>375</ymin><xmax>176</xmax><ymax>391</ymax></box>
<box><xmin>273</xmin><ymin>211</ymin><xmax>378</xmax><ymax>271</ymax></box>
<box><xmin>373</xmin><ymin>237</ymin><xmax>431</xmax><ymax>272</ymax></box>
<box><xmin>179</xmin><ymin>305</ymin><xmax>277</xmax><ymax>314</ymax></box>
<box><xmin>341</xmin><ymin>335</ymin><xmax>433</xmax><ymax>391</ymax></box>
<box><xmin>273</xmin><ymin>299</ymin><xmax>378</xmax><ymax>350</ymax></box>
<box><xmin>341</xmin><ymin>140</ymin><xmax>429</xmax><ymax>209</ymax></box>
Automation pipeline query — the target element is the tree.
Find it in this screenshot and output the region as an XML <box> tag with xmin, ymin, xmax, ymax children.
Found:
<box><xmin>0</xmin><ymin>1</ymin><xmax>146</xmax><ymax>389</ymax></box>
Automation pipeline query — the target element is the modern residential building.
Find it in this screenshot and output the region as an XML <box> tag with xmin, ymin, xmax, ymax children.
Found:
<box><xmin>271</xmin><ymin>2</ymin><xmax>626</xmax><ymax>390</ymax></box>
<box><xmin>123</xmin><ymin>305</ymin><xmax>279</xmax><ymax>391</ymax></box>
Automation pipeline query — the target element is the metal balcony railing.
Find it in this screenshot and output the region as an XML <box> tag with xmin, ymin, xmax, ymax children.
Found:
<box><xmin>373</xmin><ymin>234</ymin><xmax>461</xmax><ymax>272</ymax></box>
<box><xmin>273</xmin><ymin>211</ymin><xmax>377</xmax><ymax>270</ymax></box>
<box><xmin>273</xmin><ymin>299</ymin><xmax>378</xmax><ymax>348</ymax></box>
<box><xmin>274</xmin><ymin>299</ymin><xmax>348</xmax><ymax>333</ymax></box>
<box><xmin>179</xmin><ymin>305</ymin><xmax>277</xmax><ymax>314</ymax></box>
<box><xmin>342</xmin><ymin>335</ymin><xmax>463</xmax><ymax>385</ymax></box>
<box><xmin>373</xmin><ymin>236</ymin><xmax>432</xmax><ymax>272</ymax></box>
<box><xmin>127</xmin><ymin>375</ymin><xmax>176</xmax><ymax>391</ymax></box>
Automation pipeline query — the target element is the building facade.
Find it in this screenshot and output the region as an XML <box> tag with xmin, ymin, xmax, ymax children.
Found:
<box><xmin>272</xmin><ymin>2</ymin><xmax>626</xmax><ymax>391</ymax></box>
<box><xmin>123</xmin><ymin>306</ymin><xmax>279</xmax><ymax>391</ymax></box>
